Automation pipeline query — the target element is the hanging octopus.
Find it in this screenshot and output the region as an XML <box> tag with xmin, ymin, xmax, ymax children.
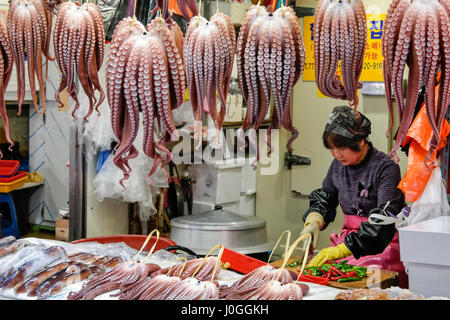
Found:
<box><xmin>53</xmin><ymin>1</ymin><xmax>105</xmax><ymax>121</ymax></box>
<box><xmin>236</xmin><ymin>4</ymin><xmax>305</xmax><ymax>159</ymax></box>
<box><xmin>7</xmin><ymin>0</ymin><xmax>54</xmax><ymax>115</ymax></box>
<box><xmin>313</xmin><ymin>0</ymin><xmax>367</xmax><ymax>109</ymax></box>
<box><xmin>382</xmin><ymin>0</ymin><xmax>450</xmax><ymax>165</ymax></box>
<box><xmin>0</xmin><ymin>9</ymin><xmax>14</xmax><ymax>153</ymax></box>
<box><xmin>105</xmin><ymin>17</ymin><xmax>185</xmax><ymax>189</ymax></box>
<box><xmin>183</xmin><ymin>12</ymin><xmax>236</xmax><ymax>148</ymax></box>
<box><xmin>177</xmin><ymin>0</ymin><xmax>198</xmax><ymax>21</ymax></box>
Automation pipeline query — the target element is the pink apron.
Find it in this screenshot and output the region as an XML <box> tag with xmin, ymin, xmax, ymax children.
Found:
<box><xmin>330</xmin><ymin>214</ymin><xmax>408</xmax><ymax>288</ymax></box>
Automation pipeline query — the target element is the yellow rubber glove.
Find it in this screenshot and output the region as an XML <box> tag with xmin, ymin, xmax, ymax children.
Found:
<box><xmin>300</xmin><ymin>212</ymin><xmax>324</xmax><ymax>251</ymax></box>
<box><xmin>307</xmin><ymin>243</ymin><xmax>352</xmax><ymax>267</ymax></box>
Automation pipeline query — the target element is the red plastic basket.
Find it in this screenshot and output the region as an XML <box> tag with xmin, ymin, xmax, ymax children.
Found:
<box><xmin>0</xmin><ymin>160</ymin><xmax>20</xmax><ymax>177</ymax></box>
<box><xmin>71</xmin><ymin>235</ymin><xmax>177</xmax><ymax>252</ymax></box>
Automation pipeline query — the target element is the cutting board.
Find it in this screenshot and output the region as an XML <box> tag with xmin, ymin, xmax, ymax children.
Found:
<box><xmin>270</xmin><ymin>257</ymin><xmax>399</xmax><ymax>290</ymax></box>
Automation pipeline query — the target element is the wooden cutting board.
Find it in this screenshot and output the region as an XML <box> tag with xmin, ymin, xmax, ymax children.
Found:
<box><xmin>270</xmin><ymin>257</ymin><xmax>399</xmax><ymax>290</ymax></box>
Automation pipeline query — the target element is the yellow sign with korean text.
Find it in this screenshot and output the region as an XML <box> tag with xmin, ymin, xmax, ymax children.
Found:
<box><xmin>303</xmin><ymin>14</ymin><xmax>386</xmax><ymax>83</ymax></box>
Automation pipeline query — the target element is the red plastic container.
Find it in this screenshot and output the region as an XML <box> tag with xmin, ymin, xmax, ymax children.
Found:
<box><xmin>220</xmin><ymin>247</ymin><xmax>267</xmax><ymax>274</ymax></box>
<box><xmin>0</xmin><ymin>171</ymin><xmax>27</xmax><ymax>183</ymax></box>
<box><xmin>71</xmin><ymin>235</ymin><xmax>177</xmax><ymax>252</ymax></box>
<box><xmin>0</xmin><ymin>160</ymin><xmax>20</xmax><ymax>177</ymax></box>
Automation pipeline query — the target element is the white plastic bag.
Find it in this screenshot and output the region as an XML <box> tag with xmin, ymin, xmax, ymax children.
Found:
<box><xmin>369</xmin><ymin>167</ymin><xmax>450</xmax><ymax>228</ymax></box>
<box><xmin>402</xmin><ymin>167</ymin><xmax>450</xmax><ymax>226</ymax></box>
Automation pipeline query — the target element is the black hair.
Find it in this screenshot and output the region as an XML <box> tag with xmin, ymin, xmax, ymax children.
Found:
<box><xmin>323</xmin><ymin>131</ymin><xmax>367</xmax><ymax>152</ymax></box>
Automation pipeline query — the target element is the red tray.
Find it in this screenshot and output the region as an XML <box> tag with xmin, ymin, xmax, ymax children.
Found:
<box><xmin>220</xmin><ymin>247</ymin><xmax>267</xmax><ymax>274</ymax></box>
<box><xmin>0</xmin><ymin>160</ymin><xmax>20</xmax><ymax>177</ymax></box>
<box><xmin>0</xmin><ymin>171</ymin><xmax>27</xmax><ymax>183</ymax></box>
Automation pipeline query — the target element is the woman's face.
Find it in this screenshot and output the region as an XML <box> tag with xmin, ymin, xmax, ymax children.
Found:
<box><xmin>328</xmin><ymin>140</ymin><xmax>366</xmax><ymax>166</ymax></box>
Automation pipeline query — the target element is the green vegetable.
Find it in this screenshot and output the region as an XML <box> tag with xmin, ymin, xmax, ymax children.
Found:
<box><xmin>303</xmin><ymin>261</ymin><xmax>368</xmax><ymax>281</ymax></box>
<box><xmin>337</xmin><ymin>277</ymin><xmax>362</xmax><ymax>283</ymax></box>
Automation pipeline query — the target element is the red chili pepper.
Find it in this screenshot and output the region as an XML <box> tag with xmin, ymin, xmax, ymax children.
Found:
<box><xmin>330</xmin><ymin>275</ymin><xmax>346</xmax><ymax>281</ymax></box>
<box><xmin>329</xmin><ymin>266</ymin><xmax>346</xmax><ymax>276</ymax></box>
<box><xmin>318</xmin><ymin>268</ymin><xmax>327</xmax><ymax>275</ymax></box>
<box><xmin>345</xmin><ymin>271</ymin><xmax>357</xmax><ymax>277</ymax></box>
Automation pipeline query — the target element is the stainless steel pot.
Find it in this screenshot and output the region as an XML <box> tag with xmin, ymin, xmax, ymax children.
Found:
<box><xmin>169</xmin><ymin>206</ymin><xmax>274</xmax><ymax>255</ymax></box>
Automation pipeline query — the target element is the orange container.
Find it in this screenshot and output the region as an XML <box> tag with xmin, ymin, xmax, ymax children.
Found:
<box><xmin>71</xmin><ymin>235</ymin><xmax>177</xmax><ymax>252</ymax></box>
<box><xmin>0</xmin><ymin>171</ymin><xmax>28</xmax><ymax>193</ymax></box>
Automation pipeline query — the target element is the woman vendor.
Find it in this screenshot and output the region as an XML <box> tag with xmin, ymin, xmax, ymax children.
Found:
<box><xmin>301</xmin><ymin>105</ymin><xmax>408</xmax><ymax>288</ymax></box>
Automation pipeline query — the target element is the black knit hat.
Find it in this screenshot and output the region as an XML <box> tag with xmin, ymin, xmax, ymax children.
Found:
<box><xmin>324</xmin><ymin>106</ymin><xmax>371</xmax><ymax>141</ymax></box>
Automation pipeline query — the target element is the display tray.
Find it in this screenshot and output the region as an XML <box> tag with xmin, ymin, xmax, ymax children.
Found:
<box><xmin>0</xmin><ymin>172</ymin><xmax>28</xmax><ymax>192</ymax></box>
<box><xmin>0</xmin><ymin>160</ymin><xmax>20</xmax><ymax>177</ymax></box>
<box><xmin>270</xmin><ymin>257</ymin><xmax>399</xmax><ymax>290</ymax></box>
<box><xmin>0</xmin><ymin>237</ymin><xmax>345</xmax><ymax>300</ymax></box>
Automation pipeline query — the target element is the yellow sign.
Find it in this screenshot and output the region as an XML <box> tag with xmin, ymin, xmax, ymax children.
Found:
<box><xmin>303</xmin><ymin>14</ymin><xmax>386</xmax><ymax>83</ymax></box>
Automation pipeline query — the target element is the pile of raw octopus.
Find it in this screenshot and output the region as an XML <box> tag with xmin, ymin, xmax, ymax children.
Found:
<box><xmin>0</xmin><ymin>234</ymin><xmax>311</xmax><ymax>300</ymax></box>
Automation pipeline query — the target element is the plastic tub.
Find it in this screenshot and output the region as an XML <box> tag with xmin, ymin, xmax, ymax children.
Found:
<box><xmin>71</xmin><ymin>235</ymin><xmax>177</xmax><ymax>253</ymax></box>
<box><xmin>0</xmin><ymin>160</ymin><xmax>20</xmax><ymax>177</ymax></box>
<box><xmin>0</xmin><ymin>172</ymin><xmax>28</xmax><ymax>193</ymax></box>
<box><xmin>0</xmin><ymin>171</ymin><xmax>27</xmax><ymax>184</ymax></box>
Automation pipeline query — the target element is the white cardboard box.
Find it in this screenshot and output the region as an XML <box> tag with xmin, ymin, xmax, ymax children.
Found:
<box><xmin>188</xmin><ymin>162</ymin><xmax>242</xmax><ymax>205</ymax></box>
<box><xmin>399</xmin><ymin>216</ymin><xmax>450</xmax><ymax>298</ymax></box>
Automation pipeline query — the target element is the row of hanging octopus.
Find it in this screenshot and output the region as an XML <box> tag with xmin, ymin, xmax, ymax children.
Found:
<box><xmin>105</xmin><ymin>0</ymin><xmax>308</xmax><ymax>186</ymax></box>
<box><xmin>0</xmin><ymin>0</ymin><xmax>448</xmax><ymax>184</ymax></box>
<box><xmin>315</xmin><ymin>0</ymin><xmax>450</xmax><ymax>167</ymax></box>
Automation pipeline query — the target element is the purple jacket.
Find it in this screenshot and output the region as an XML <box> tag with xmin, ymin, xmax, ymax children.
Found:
<box><xmin>303</xmin><ymin>143</ymin><xmax>406</xmax><ymax>258</ymax></box>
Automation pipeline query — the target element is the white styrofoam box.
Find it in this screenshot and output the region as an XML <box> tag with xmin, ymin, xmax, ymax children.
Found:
<box><xmin>399</xmin><ymin>216</ymin><xmax>450</xmax><ymax>298</ymax></box>
<box><xmin>224</xmin><ymin>193</ymin><xmax>256</xmax><ymax>217</ymax></box>
<box><xmin>240</xmin><ymin>156</ymin><xmax>257</xmax><ymax>195</ymax></box>
<box><xmin>192</xmin><ymin>200</ymin><xmax>215</xmax><ymax>215</ymax></box>
<box><xmin>188</xmin><ymin>162</ymin><xmax>242</xmax><ymax>205</ymax></box>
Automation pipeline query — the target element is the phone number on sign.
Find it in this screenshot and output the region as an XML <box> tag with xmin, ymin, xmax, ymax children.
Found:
<box><xmin>362</xmin><ymin>62</ymin><xmax>383</xmax><ymax>70</ymax></box>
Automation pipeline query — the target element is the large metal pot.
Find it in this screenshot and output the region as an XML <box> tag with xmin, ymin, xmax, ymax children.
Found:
<box><xmin>169</xmin><ymin>206</ymin><xmax>274</xmax><ymax>255</ymax></box>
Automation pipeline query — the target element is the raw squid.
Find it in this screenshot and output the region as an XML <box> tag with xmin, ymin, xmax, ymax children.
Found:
<box><xmin>37</xmin><ymin>265</ymin><xmax>106</xmax><ymax>299</ymax></box>
<box><xmin>0</xmin><ymin>246</ymin><xmax>68</xmax><ymax>290</ymax></box>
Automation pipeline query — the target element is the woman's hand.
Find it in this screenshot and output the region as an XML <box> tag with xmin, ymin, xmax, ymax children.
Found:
<box><xmin>307</xmin><ymin>243</ymin><xmax>352</xmax><ymax>267</ymax></box>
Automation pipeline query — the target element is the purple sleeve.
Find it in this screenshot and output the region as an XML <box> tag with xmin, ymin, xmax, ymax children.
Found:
<box><xmin>375</xmin><ymin>161</ymin><xmax>404</xmax><ymax>215</ymax></box>
<box><xmin>303</xmin><ymin>161</ymin><xmax>339</xmax><ymax>228</ymax></box>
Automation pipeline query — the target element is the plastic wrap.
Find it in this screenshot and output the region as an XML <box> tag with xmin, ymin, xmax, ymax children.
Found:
<box><xmin>369</xmin><ymin>167</ymin><xmax>450</xmax><ymax>229</ymax></box>
<box><xmin>97</xmin><ymin>0</ymin><xmax>122</xmax><ymax>38</ymax></box>
<box><xmin>70</xmin><ymin>45</ymin><xmax>116</xmax><ymax>159</ymax></box>
<box><xmin>402</xmin><ymin>167</ymin><xmax>450</xmax><ymax>227</ymax></box>
<box><xmin>92</xmin><ymin>113</ymin><xmax>174</xmax><ymax>220</ymax></box>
